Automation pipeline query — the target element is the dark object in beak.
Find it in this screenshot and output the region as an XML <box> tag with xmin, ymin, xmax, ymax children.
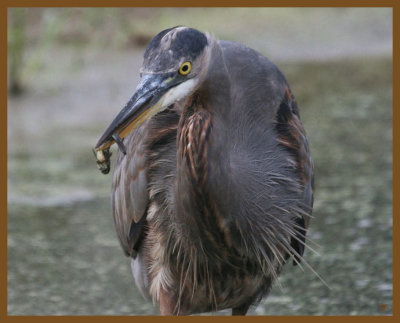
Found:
<box><xmin>112</xmin><ymin>133</ymin><xmax>127</xmax><ymax>155</ymax></box>
<box><xmin>94</xmin><ymin>73</ymin><xmax>176</xmax><ymax>152</ymax></box>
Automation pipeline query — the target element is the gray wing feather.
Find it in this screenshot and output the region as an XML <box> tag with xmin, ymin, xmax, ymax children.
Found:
<box><xmin>112</xmin><ymin>125</ymin><xmax>149</xmax><ymax>256</ymax></box>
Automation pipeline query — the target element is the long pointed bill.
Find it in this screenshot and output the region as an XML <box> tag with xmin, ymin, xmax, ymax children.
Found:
<box><xmin>95</xmin><ymin>73</ymin><xmax>175</xmax><ymax>151</ymax></box>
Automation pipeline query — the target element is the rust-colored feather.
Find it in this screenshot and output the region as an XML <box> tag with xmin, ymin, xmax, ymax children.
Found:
<box><xmin>276</xmin><ymin>87</ymin><xmax>314</xmax><ymax>191</ymax></box>
<box><xmin>275</xmin><ymin>87</ymin><xmax>314</xmax><ymax>263</ymax></box>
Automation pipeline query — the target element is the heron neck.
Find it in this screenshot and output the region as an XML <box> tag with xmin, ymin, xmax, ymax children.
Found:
<box><xmin>173</xmin><ymin>45</ymin><xmax>233</xmax><ymax>254</ymax></box>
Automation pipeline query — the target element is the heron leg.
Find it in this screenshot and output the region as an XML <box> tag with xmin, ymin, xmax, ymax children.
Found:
<box><xmin>232</xmin><ymin>302</ymin><xmax>252</xmax><ymax>316</ymax></box>
<box><xmin>159</xmin><ymin>288</ymin><xmax>180</xmax><ymax>315</ymax></box>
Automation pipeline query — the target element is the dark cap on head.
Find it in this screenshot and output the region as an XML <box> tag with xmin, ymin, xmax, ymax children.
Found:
<box><xmin>142</xmin><ymin>26</ymin><xmax>208</xmax><ymax>73</ymax></box>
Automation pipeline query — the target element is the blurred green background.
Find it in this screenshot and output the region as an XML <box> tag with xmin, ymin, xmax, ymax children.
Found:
<box><xmin>7</xmin><ymin>8</ymin><xmax>393</xmax><ymax>315</ymax></box>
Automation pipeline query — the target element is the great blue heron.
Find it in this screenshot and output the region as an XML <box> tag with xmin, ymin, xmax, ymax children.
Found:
<box><xmin>94</xmin><ymin>26</ymin><xmax>314</xmax><ymax>315</ymax></box>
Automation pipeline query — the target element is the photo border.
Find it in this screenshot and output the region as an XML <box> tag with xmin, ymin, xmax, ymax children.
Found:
<box><xmin>2</xmin><ymin>1</ymin><xmax>397</xmax><ymax>321</ymax></box>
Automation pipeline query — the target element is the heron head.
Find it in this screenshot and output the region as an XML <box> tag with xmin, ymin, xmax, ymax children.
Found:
<box><xmin>95</xmin><ymin>27</ymin><xmax>212</xmax><ymax>151</ymax></box>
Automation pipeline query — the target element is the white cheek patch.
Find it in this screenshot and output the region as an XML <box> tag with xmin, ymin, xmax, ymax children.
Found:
<box><xmin>161</xmin><ymin>78</ymin><xmax>199</xmax><ymax>108</ymax></box>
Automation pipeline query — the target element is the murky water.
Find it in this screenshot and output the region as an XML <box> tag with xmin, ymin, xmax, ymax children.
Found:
<box><xmin>7</xmin><ymin>46</ymin><xmax>392</xmax><ymax>315</ymax></box>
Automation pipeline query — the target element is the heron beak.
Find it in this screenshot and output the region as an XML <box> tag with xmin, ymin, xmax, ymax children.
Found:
<box><xmin>95</xmin><ymin>73</ymin><xmax>176</xmax><ymax>151</ymax></box>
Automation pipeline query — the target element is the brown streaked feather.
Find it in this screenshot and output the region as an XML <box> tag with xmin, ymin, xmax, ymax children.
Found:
<box><xmin>177</xmin><ymin>94</ymin><xmax>235</xmax><ymax>253</ymax></box>
<box><xmin>275</xmin><ymin>86</ymin><xmax>314</xmax><ymax>264</ymax></box>
<box><xmin>179</xmin><ymin>101</ymin><xmax>212</xmax><ymax>187</ymax></box>
<box><xmin>276</xmin><ymin>87</ymin><xmax>313</xmax><ymax>189</ymax></box>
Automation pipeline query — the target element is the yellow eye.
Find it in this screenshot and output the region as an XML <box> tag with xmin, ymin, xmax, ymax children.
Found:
<box><xmin>179</xmin><ymin>62</ymin><xmax>192</xmax><ymax>75</ymax></box>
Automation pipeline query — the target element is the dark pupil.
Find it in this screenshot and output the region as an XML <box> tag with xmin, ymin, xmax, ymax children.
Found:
<box><xmin>182</xmin><ymin>65</ymin><xmax>188</xmax><ymax>72</ymax></box>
